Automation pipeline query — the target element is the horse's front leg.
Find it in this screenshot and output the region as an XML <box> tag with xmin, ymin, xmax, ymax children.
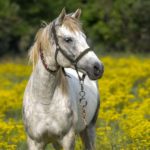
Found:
<box><xmin>60</xmin><ymin>127</ymin><xmax>75</xmax><ymax>150</ymax></box>
<box><xmin>27</xmin><ymin>136</ymin><xmax>46</xmax><ymax>150</ymax></box>
<box><xmin>80</xmin><ymin>123</ymin><xmax>96</xmax><ymax>150</ymax></box>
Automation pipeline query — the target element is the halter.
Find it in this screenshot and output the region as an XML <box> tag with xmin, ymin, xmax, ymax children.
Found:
<box><xmin>51</xmin><ymin>22</ymin><xmax>92</xmax><ymax>80</ymax></box>
<box><xmin>40</xmin><ymin>21</ymin><xmax>92</xmax><ymax>80</ymax></box>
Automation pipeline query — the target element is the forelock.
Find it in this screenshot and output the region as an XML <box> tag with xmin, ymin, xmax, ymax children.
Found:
<box><xmin>63</xmin><ymin>16</ymin><xmax>82</xmax><ymax>32</ymax></box>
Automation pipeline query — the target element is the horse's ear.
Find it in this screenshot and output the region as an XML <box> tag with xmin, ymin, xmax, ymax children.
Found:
<box><xmin>56</xmin><ymin>8</ymin><xmax>66</xmax><ymax>25</ymax></box>
<box><xmin>72</xmin><ymin>8</ymin><xmax>81</xmax><ymax>19</ymax></box>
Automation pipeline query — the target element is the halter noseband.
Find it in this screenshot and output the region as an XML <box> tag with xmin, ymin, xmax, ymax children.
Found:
<box><xmin>40</xmin><ymin>21</ymin><xmax>92</xmax><ymax>80</ymax></box>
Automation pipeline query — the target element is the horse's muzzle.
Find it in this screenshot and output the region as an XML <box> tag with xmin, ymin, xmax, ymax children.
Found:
<box><xmin>86</xmin><ymin>62</ymin><xmax>104</xmax><ymax>80</ymax></box>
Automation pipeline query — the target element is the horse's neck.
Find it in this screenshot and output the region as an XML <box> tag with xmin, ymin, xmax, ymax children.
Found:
<box><xmin>31</xmin><ymin>58</ymin><xmax>59</xmax><ymax>103</ymax></box>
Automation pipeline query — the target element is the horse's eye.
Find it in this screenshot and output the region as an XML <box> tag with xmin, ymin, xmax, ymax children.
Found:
<box><xmin>64</xmin><ymin>37</ymin><xmax>73</xmax><ymax>43</ymax></box>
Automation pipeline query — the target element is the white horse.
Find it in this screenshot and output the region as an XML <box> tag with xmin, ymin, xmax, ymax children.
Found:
<box><xmin>23</xmin><ymin>8</ymin><xmax>104</xmax><ymax>150</ymax></box>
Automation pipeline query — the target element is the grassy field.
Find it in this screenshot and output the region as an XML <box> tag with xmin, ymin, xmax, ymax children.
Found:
<box><xmin>0</xmin><ymin>55</ymin><xmax>150</xmax><ymax>150</ymax></box>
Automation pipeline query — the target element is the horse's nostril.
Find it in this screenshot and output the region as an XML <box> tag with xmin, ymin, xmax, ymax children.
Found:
<box><xmin>94</xmin><ymin>65</ymin><xmax>100</xmax><ymax>74</ymax></box>
<box><xmin>93</xmin><ymin>63</ymin><xmax>104</xmax><ymax>77</ymax></box>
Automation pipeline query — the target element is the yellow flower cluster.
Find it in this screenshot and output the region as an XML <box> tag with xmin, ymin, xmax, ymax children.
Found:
<box><xmin>0</xmin><ymin>63</ymin><xmax>30</xmax><ymax>150</ymax></box>
<box><xmin>97</xmin><ymin>56</ymin><xmax>150</xmax><ymax>149</ymax></box>
<box><xmin>0</xmin><ymin>56</ymin><xmax>149</xmax><ymax>149</ymax></box>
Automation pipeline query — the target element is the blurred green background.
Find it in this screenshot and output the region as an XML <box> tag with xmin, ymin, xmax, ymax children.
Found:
<box><xmin>0</xmin><ymin>0</ymin><xmax>150</xmax><ymax>56</ymax></box>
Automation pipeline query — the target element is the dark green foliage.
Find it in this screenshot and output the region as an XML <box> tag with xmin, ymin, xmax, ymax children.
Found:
<box><xmin>0</xmin><ymin>0</ymin><xmax>150</xmax><ymax>55</ymax></box>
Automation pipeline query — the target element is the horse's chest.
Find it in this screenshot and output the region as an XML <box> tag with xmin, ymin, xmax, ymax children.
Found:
<box><xmin>26</xmin><ymin>100</ymin><xmax>73</xmax><ymax>139</ymax></box>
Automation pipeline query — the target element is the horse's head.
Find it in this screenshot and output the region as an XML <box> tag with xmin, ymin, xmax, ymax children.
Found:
<box><xmin>53</xmin><ymin>8</ymin><xmax>104</xmax><ymax>80</ymax></box>
<box><xmin>31</xmin><ymin>8</ymin><xmax>104</xmax><ymax>80</ymax></box>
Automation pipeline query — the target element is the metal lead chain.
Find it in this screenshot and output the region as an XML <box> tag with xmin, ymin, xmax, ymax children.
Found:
<box><xmin>79</xmin><ymin>80</ymin><xmax>87</xmax><ymax>127</ymax></box>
